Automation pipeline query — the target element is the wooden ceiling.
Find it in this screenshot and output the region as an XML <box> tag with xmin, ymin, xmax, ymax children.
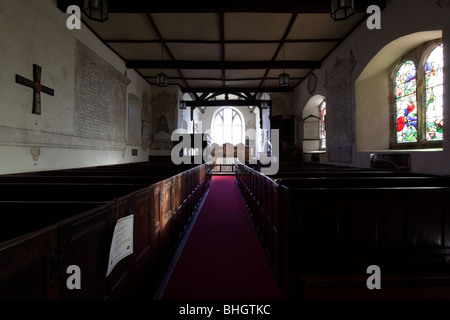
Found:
<box><xmin>57</xmin><ymin>0</ymin><xmax>386</xmax><ymax>101</ymax></box>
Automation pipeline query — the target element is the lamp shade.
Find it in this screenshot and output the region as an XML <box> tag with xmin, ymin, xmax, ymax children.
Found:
<box><xmin>84</xmin><ymin>0</ymin><xmax>108</xmax><ymax>22</ymax></box>
<box><xmin>279</xmin><ymin>73</ymin><xmax>290</xmax><ymax>88</ymax></box>
<box><xmin>156</xmin><ymin>72</ymin><xmax>168</xmax><ymax>87</ymax></box>
<box><xmin>330</xmin><ymin>0</ymin><xmax>355</xmax><ymax>21</ymax></box>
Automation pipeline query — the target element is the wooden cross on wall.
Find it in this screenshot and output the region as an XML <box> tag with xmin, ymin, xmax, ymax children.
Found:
<box><xmin>15</xmin><ymin>64</ymin><xmax>55</xmax><ymax>115</ymax></box>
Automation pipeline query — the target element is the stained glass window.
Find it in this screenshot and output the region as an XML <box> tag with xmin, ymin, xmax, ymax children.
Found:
<box><xmin>395</xmin><ymin>61</ymin><xmax>417</xmax><ymax>143</ymax></box>
<box><xmin>425</xmin><ymin>43</ymin><xmax>444</xmax><ymax>141</ymax></box>
<box><xmin>320</xmin><ymin>101</ymin><xmax>326</xmax><ymax>149</ymax></box>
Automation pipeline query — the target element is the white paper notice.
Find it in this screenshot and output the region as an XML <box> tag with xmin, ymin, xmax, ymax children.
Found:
<box><xmin>106</xmin><ymin>215</ymin><xmax>134</xmax><ymax>277</ymax></box>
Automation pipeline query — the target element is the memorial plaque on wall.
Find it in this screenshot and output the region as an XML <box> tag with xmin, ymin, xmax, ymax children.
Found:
<box><xmin>76</xmin><ymin>42</ymin><xmax>129</xmax><ymax>142</ymax></box>
<box><xmin>151</xmin><ymin>91</ymin><xmax>177</xmax><ymax>150</ymax></box>
<box><xmin>324</xmin><ymin>52</ymin><xmax>357</xmax><ymax>164</ymax></box>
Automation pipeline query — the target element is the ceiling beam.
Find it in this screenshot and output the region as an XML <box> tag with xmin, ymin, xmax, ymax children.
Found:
<box><xmin>57</xmin><ymin>0</ymin><xmax>386</xmax><ymax>14</ymax></box>
<box><xmin>183</xmin><ymin>99</ymin><xmax>272</xmax><ymax>107</ymax></box>
<box><xmin>127</xmin><ymin>60</ymin><xmax>320</xmax><ymax>70</ymax></box>
<box><xmin>181</xmin><ymin>87</ymin><xmax>292</xmax><ymax>94</ymax></box>
<box><xmin>106</xmin><ymin>39</ymin><xmax>340</xmax><ymax>45</ymax></box>
<box><xmin>145</xmin><ymin>76</ymin><xmax>305</xmax><ymax>82</ymax></box>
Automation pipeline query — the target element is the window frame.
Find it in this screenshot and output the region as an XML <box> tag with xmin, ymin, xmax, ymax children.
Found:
<box><xmin>319</xmin><ymin>100</ymin><xmax>327</xmax><ymax>150</ymax></box>
<box><xmin>212</xmin><ymin>107</ymin><xmax>245</xmax><ymax>146</ymax></box>
<box><xmin>390</xmin><ymin>39</ymin><xmax>443</xmax><ymax>150</ymax></box>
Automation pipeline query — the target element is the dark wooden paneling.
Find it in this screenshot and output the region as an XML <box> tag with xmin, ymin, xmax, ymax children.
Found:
<box><xmin>235</xmin><ymin>162</ymin><xmax>450</xmax><ymax>300</ymax></box>
<box><xmin>0</xmin><ymin>227</ymin><xmax>58</xmax><ymax>300</ymax></box>
<box><xmin>0</xmin><ymin>162</ymin><xmax>212</xmax><ymax>300</ymax></box>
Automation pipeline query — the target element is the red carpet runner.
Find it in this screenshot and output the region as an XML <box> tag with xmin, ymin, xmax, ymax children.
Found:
<box><xmin>160</xmin><ymin>175</ymin><xmax>283</xmax><ymax>300</ymax></box>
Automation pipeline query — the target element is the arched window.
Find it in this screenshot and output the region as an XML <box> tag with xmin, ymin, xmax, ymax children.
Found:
<box><xmin>392</xmin><ymin>41</ymin><xmax>443</xmax><ymax>147</ymax></box>
<box><xmin>213</xmin><ymin>108</ymin><xmax>244</xmax><ymax>145</ymax></box>
<box><xmin>302</xmin><ymin>95</ymin><xmax>326</xmax><ymax>153</ymax></box>
<box><xmin>320</xmin><ymin>101</ymin><xmax>327</xmax><ymax>149</ymax></box>
<box><xmin>425</xmin><ymin>43</ymin><xmax>444</xmax><ymax>141</ymax></box>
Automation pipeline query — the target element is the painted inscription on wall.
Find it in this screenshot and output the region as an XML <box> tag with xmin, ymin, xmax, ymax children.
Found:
<box><xmin>325</xmin><ymin>52</ymin><xmax>357</xmax><ymax>164</ymax></box>
<box><xmin>76</xmin><ymin>42</ymin><xmax>129</xmax><ymax>141</ymax></box>
<box><xmin>79</xmin><ymin>65</ymin><xmax>111</xmax><ymax>137</ymax></box>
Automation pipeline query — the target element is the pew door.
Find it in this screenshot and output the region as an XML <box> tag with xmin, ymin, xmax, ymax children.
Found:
<box><xmin>0</xmin><ymin>228</ymin><xmax>58</xmax><ymax>300</ymax></box>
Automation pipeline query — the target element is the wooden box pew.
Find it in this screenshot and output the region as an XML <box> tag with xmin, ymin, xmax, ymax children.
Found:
<box><xmin>237</xmin><ymin>165</ymin><xmax>438</xmax><ymax>223</ymax></box>
<box><xmin>263</xmin><ymin>163</ymin><xmax>370</xmax><ymax>174</ymax></box>
<box><xmin>272</xmin><ymin>176</ymin><xmax>450</xmax><ymax>189</ymax></box>
<box><xmin>35</xmin><ymin>163</ymin><xmax>196</xmax><ymax>177</ymax></box>
<box><xmin>0</xmin><ymin>165</ymin><xmax>210</xmax><ymax>266</ymax></box>
<box><xmin>269</xmin><ymin>170</ymin><xmax>429</xmax><ymax>179</ymax></box>
<box><xmin>0</xmin><ymin>174</ymin><xmax>169</xmax><ymax>185</ymax></box>
<box><xmin>0</xmin><ymin>201</ymin><xmax>108</xmax><ymax>244</ymax></box>
<box><xmin>38</xmin><ymin>169</ymin><xmax>187</xmax><ymax>176</ymax></box>
<box><xmin>157</xmin><ymin>167</ymin><xmax>205</xmax><ymax>266</ymax></box>
<box><xmin>0</xmin><ymin>164</ymin><xmax>206</xmax><ymax>280</ymax></box>
<box><xmin>247</xmin><ymin>161</ymin><xmax>344</xmax><ymax>172</ymax></box>
<box><xmin>61</xmin><ymin>161</ymin><xmax>192</xmax><ymax>169</ymax></box>
<box><xmin>0</xmin><ymin>223</ymin><xmax>61</xmax><ymax>299</ymax></box>
<box><xmin>0</xmin><ymin>183</ymin><xmax>150</xmax><ymax>202</ymax></box>
<box><xmin>0</xmin><ymin>200</ymin><xmax>121</xmax><ymax>300</ymax></box>
<box><xmin>36</xmin><ymin>169</ymin><xmax>184</xmax><ymax>178</ymax></box>
<box><xmin>235</xmin><ymin>164</ymin><xmax>416</xmax><ymax>227</ymax></box>
<box><xmin>51</xmin><ymin>165</ymin><xmax>194</xmax><ymax>174</ymax></box>
<box><xmin>0</xmin><ymin>161</ymin><xmax>199</xmax><ymax>185</ymax></box>
<box><xmin>59</xmin><ymin>165</ymin><xmax>211</xmax><ymax>300</ymax></box>
<box><xmin>276</xmin><ymin>166</ymin><xmax>367</xmax><ymax>173</ymax></box>
<box><xmin>0</xmin><ymin>193</ymin><xmax>155</xmax><ymax>300</ymax></box>
<box><xmin>272</xmin><ymin>163</ymin><xmax>431</xmax><ymax>179</ymax></box>
<box><xmin>236</xmin><ymin>162</ymin><xmax>377</xmax><ymax>197</ymax></box>
<box><xmin>278</xmin><ymin>183</ymin><xmax>450</xmax><ymax>300</ymax></box>
<box><xmin>106</xmin><ymin>164</ymin><xmax>211</xmax><ymax>298</ymax></box>
<box><xmin>269</xmin><ymin>167</ymin><xmax>425</xmax><ymax>177</ymax></box>
<box><xmin>0</xmin><ymin>163</ymin><xmax>212</xmax><ymax>300</ymax></box>
<box><xmin>237</xmin><ymin>169</ymin><xmax>430</xmax><ymax>213</ymax></box>
<box><xmin>235</xmin><ymin>164</ymin><xmax>281</xmax><ymax>277</ymax></box>
<box><xmin>235</xmin><ymin>163</ymin><xmax>450</xmax><ymax>299</ymax></box>
<box><xmin>268</xmin><ymin>161</ymin><xmax>428</xmax><ymax>175</ymax></box>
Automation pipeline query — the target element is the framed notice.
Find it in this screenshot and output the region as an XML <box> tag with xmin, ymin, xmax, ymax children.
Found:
<box><xmin>107</xmin><ymin>215</ymin><xmax>134</xmax><ymax>277</ymax></box>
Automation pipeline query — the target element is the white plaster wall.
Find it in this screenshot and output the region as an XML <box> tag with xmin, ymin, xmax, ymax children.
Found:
<box><xmin>293</xmin><ymin>0</ymin><xmax>450</xmax><ymax>175</ymax></box>
<box><xmin>355</xmin><ymin>71</ymin><xmax>391</xmax><ymax>151</ymax></box>
<box><xmin>0</xmin><ymin>0</ymin><xmax>152</xmax><ymax>174</ymax></box>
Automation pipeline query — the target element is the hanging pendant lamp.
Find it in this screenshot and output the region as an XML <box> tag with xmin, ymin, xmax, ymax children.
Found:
<box><xmin>331</xmin><ymin>0</ymin><xmax>355</xmax><ymax>21</ymax></box>
<box><xmin>156</xmin><ymin>72</ymin><xmax>168</xmax><ymax>87</ymax></box>
<box><xmin>156</xmin><ymin>42</ymin><xmax>168</xmax><ymax>87</ymax></box>
<box><xmin>84</xmin><ymin>0</ymin><xmax>109</xmax><ymax>22</ymax></box>
<box><xmin>279</xmin><ymin>44</ymin><xmax>290</xmax><ymax>88</ymax></box>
